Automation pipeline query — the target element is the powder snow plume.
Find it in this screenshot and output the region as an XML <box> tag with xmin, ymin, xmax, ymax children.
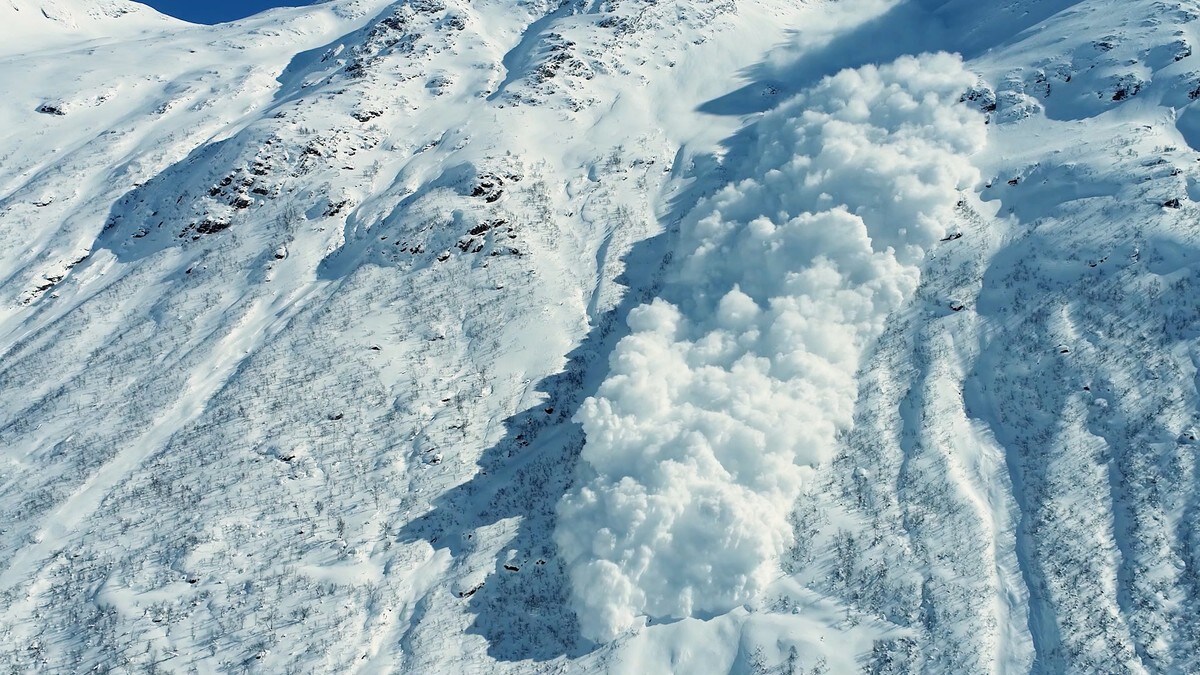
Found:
<box><xmin>556</xmin><ymin>52</ymin><xmax>987</xmax><ymax>642</ymax></box>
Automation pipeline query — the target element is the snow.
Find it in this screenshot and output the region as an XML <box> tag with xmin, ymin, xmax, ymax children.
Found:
<box><xmin>0</xmin><ymin>0</ymin><xmax>179</xmax><ymax>53</ymax></box>
<box><xmin>558</xmin><ymin>52</ymin><xmax>986</xmax><ymax>642</ymax></box>
<box><xmin>2</xmin><ymin>0</ymin><xmax>1200</xmax><ymax>672</ymax></box>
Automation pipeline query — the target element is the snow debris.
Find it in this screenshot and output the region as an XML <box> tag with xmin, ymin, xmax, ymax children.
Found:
<box><xmin>557</xmin><ymin>52</ymin><xmax>986</xmax><ymax>642</ymax></box>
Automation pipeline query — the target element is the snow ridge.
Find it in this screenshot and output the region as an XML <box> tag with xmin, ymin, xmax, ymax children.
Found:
<box><xmin>556</xmin><ymin>52</ymin><xmax>987</xmax><ymax>642</ymax></box>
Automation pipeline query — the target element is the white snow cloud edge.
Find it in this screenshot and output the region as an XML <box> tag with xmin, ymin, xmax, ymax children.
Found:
<box><xmin>555</xmin><ymin>52</ymin><xmax>987</xmax><ymax>643</ymax></box>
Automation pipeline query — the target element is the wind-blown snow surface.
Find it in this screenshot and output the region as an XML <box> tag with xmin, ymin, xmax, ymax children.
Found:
<box><xmin>4</xmin><ymin>0</ymin><xmax>1200</xmax><ymax>672</ymax></box>
<box><xmin>558</xmin><ymin>53</ymin><xmax>985</xmax><ymax>642</ymax></box>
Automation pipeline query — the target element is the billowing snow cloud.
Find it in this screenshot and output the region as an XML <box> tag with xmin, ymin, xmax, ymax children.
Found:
<box><xmin>556</xmin><ymin>53</ymin><xmax>986</xmax><ymax>642</ymax></box>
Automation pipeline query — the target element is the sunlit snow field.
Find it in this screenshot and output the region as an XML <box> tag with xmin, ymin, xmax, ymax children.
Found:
<box><xmin>2</xmin><ymin>0</ymin><xmax>1200</xmax><ymax>672</ymax></box>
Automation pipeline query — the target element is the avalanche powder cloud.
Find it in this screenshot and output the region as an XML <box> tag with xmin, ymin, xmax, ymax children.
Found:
<box><xmin>555</xmin><ymin>53</ymin><xmax>987</xmax><ymax>642</ymax></box>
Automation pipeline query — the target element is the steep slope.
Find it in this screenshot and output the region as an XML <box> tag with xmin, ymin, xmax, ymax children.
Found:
<box><xmin>780</xmin><ymin>2</ymin><xmax>1200</xmax><ymax>673</ymax></box>
<box><xmin>2</xmin><ymin>0</ymin><xmax>1200</xmax><ymax>673</ymax></box>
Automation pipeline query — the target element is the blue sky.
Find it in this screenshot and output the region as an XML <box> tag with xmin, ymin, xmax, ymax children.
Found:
<box><xmin>139</xmin><ymin>0</ymin><xmax>314</xmax><ymax>24</ymax></box>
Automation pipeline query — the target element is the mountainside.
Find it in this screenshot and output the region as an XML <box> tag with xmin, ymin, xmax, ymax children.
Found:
<box><xmin>3</xmin><ymin>0</ymin><xmax>1200</xmax><ymax>672</ymax></box>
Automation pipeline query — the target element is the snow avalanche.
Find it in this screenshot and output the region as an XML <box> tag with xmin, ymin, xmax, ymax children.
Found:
<box><xmin>556</xmin><ymin>52</ymin><xmax>987</xmax><ymax>642</ymax></box>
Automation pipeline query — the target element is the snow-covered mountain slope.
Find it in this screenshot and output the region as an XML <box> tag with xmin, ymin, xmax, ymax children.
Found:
<box><xmin>2</xmin><ymin>0</ymin><xmax>1200</xmax><ymax>672</ymax></box>
<box><xmin>0</xmin><ymin>0</ymin><xmax>179</xmax><ymax>53</ymax></box>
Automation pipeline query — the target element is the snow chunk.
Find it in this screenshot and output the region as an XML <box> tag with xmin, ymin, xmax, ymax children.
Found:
<box><xmin>556</xmin><ymin>52</ymin><xmax>986</xmax><ymax>643</ymax></box>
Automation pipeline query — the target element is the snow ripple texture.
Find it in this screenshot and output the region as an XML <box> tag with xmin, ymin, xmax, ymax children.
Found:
<box><xmin>556</xmin><ymin>52</ymin><xmax>988</xmax><ymax>642</ymax></box>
